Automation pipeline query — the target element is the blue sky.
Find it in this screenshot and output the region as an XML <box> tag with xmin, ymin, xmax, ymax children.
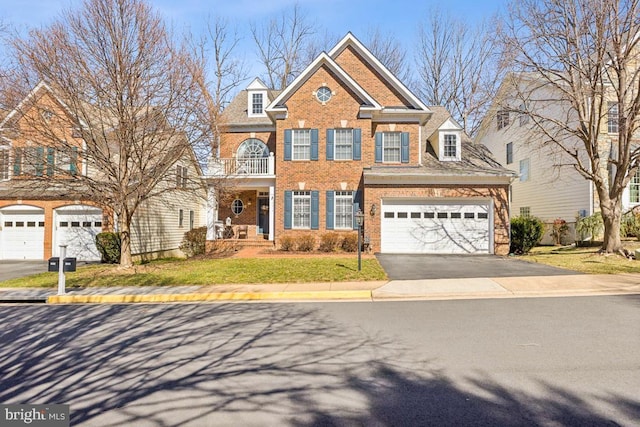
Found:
<box><xmin>1</xmin><ymin>0</ymin><xmax>507</xmax><ymax>80</ymax></box>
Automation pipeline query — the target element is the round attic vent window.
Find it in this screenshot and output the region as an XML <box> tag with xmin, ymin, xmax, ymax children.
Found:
<box><xmin>316</xmin><ymin>86</ymin><xmax>332</xmax><ymax>103</ymax></box>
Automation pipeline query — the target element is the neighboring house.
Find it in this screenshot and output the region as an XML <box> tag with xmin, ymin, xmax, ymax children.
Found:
<box><xmin>0</xmin><ymin>83</ymin><xmax>205</xmax><ymax>261</ymax></box>
<box><xmin>204</xmin><ymin>33</ymin><xmax>514</xmax><ymax>255</ymax></box>
<box><xmin>476</xmin><ymin>72</ymin><xmax>639</xmax><ymax>243</ymax></box>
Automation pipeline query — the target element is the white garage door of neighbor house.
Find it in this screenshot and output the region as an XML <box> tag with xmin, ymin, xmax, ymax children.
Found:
<box><xmin>0</xmin><ymin>207</ymin><xmax>46</xmax><ymax>260</ymax></box>
<box><xmin>381</xmin><ymin>200</ymin><xmax>491</xmax><ymax>254</ymax></box>
<box><xmin>54</xmin><ymin>207</ymin><xmax>103</xmax><ymax>261</ymax></box>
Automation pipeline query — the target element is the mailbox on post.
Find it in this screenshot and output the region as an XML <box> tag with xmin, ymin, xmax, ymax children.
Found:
<box><xmin>63</xmin><ymin>257</ymin><xmax>77</xmax><ymax>272</ymax></box>
<box><xmin>48</xmin><ymin>257</ymin><xmax>60</xmax><ymax>272</ymax></box>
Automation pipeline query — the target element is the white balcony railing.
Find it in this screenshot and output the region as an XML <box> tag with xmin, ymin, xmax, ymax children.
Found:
<box><xmin>207</xmin><ymin>153</ymin><xmax>275</xmax><ymax>177</ymax></box>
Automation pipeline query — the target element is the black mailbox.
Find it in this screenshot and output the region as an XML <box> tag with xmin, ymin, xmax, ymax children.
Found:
<box><xmin>48</xmin><ymin>257</ymin><xmax>60</xmax><ymax>272</ymax></box>
<box><xmin>63</xmin><ymin>257</ymin><xmax>77</xmax><ymax>272</ymax></box>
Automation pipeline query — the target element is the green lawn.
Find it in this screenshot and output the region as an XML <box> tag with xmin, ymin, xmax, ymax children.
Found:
<box><xmin>523</xmin><ymin>243</ymin><xmax>640</xmax><ymax>274</ymax></box>
<box><xmin>0</xmin><ymin>256</ymin><xmax>387</xmax><ymax>288</ymax></box>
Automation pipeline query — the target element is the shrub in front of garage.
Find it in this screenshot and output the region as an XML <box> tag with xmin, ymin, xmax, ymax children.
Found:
<box><xmin>510</xmin><ymin>216</ymin><xmax>545</xmax><ymax>255</ymax></box>
<box><xmin>96</xmin><ymin>232</ymin><xmax>121</xmax><ymax>263</ymax></box>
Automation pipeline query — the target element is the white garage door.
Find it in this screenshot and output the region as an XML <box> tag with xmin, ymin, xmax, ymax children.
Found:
<box><xmin>381</xmin><ymin>200</ymin><xmax>491</xmax><ymax>254</ymax></box>
<box><xmin>0</xmin><ymin>207</ymin><xmax>45</xmax><ymax>260</ymax></box>
<box><xmin>54</xmin><ymin>206</ymin><xmax>103</xmax><ymax>261</ymax></box>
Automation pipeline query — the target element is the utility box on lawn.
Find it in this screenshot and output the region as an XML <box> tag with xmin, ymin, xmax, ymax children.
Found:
<box><xmin>63</xmin><ymin>257</ymin><xmax>77</xmax><ymax>272</ymax></box>
<box><xmin>48</xmin><ymin>257</ymin><xmax>60</xmax><ymax>272</ymax></box>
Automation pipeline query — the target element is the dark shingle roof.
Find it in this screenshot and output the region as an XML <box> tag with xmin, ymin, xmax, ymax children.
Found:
<box><xmin>221</xmin><ymin>89</ymin><xmax>280</xmax><ymax>126</ymax></box>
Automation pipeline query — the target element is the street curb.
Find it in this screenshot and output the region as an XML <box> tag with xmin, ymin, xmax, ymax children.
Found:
<box><xmin>46</xmin><ymin>290</ymin><xmax>374</xmax><ymax>304</ymax></box>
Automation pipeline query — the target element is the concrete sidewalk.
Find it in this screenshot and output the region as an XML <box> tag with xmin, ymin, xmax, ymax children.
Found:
<box><xmin>1</xmin><ymin>273</ymin><xmax>639</xmax><ymax>304</ymax></box>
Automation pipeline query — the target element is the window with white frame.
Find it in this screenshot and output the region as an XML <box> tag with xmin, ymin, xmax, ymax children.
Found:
<box><xmin>497</xmin><ymin>109</ymin><xmax>509</xmax><ymax>130</ymax></box>
<box><xmin>334</xmin><ymin>191</ymin><xmax>353</xmax><ymax>229</ymax></box>
<box><xmin>292</xmin><ymin>129</ymin><xmax>311</xmax><ymax>160</ymax></box>
<box><xmin>519</xmin><ymin>158</ymin><xmax>530</xmax><ymax>182</ymax></box>
<box><xmin>519</xmin><ymin>103</ymin><xmax>530</xmax><ymax>126</ymax></box>
<box><xmin>630</xmin><ymin>169</ymin><xmax>640</xmax><ymax>204</ymax></box>
<box><xmin>520</xmin><ymin>207</ymin><xmax>531</xmax><ymax>217</ymax></box>
<box><xmin>335</xmin><ymin>129</ymin><xmax>353</xmax><ymax>160</ymax></box>
<box><xmin>443</xmin><ymin>134</ymin><xmax>457</xmax><ymax>159</ymax></box>
<box><xmin>293</xmin><ymin>191</ymin><xmax>311</xmax><ymax>228</ymax></box>
<box><xmin>252</xmin><ymin>93</ymin><xmax>264</xmax><ymax>115</ymax></box>
<box><xmin>506</xmin><ymin>142</ymin><xmax>513</xmax><ymax>164</ymax></box>
<box><xmin>382</xmin><ymin>132</ymin><xmax>401</xmax><ymax>162</ymax></box>
<box><xmin>179</xmin><ymin>209</ymin><xmax>184</xmax><ymax>227</ymax></box>
<box><xmin>0</xmin><ymin>148</ymin><xmax>9</xmax><ymax>180</ymax></box>
<box><xmin>608</xmin><ymin>102</ymin><xmax>619</xmax><ymax>134</ymax></box>
<box><xmin>176</xmin><ymin>165</ymin><xmax>188</xmax><ymax>188</ymax></box>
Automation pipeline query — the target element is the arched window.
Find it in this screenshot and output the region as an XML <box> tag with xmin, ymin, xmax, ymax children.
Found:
<box><xmin>236</xmin><ymin>139</ymin><xmax>269</xmax><ymax>174</ymax></box>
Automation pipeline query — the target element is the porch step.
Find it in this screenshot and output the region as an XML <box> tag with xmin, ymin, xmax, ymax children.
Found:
<box><xmin>229</xmin><ymin>239</ymin><xmax>274</xmax><ymax>248</ymax></box>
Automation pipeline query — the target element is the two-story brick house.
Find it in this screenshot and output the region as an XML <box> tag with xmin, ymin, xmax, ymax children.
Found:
<box><xmin>206</xmin><ymin>33</ymin><xmax>514</xmax><ymax>255</ymax></box>
<box><xmin>0</xmin><ymin>82</ymin><xmax>205</xmax><ymax>261</ymax></box>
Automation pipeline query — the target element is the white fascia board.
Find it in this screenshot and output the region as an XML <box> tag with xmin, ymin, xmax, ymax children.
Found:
<box><xmin>329</xmin><ymin>33</ymin><xmax>431</xmax><ymax>113</ymax></box>
<box><xmin>364</xmin><ymin>172</ymin><xmax>513</xmax><ymax>186</ymax></box>
<box><xmin>266</xmin><ymin>52</ymin><xmax>381</xmax><ymax>113</ymax></box>
<box><xmin>0</xmin><ymin>81</ymin><xmax>89</xmax><ymax>129</ymax></box>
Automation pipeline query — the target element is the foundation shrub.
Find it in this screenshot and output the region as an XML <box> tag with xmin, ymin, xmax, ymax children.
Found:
<box><xmin>318</xmin><ymin>233</ymin><xmax>340</xmax><ymax>252</ymax></box>
<box><xmin>341</xmin><ymin>233</ymin><xmax>359</xmax><ymax>252</ymax></box>
<box><xmin>279</xmin><ymin>235</ymin><xmax>296</xmax><ymax>251</ymax></box>
<box><xmin>179</xmin><ymin>226</ymin><xmax>207</xmax><ymax>257</ymax></box>
<box><xmin>296</xmin><ymin>234</ymin><xmax>316</xmax><ymax>252</ymax></box>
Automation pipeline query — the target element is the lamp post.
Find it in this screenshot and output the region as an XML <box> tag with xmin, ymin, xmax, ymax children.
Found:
<box><xmin>355</xmin><ymin>208</ymin><xmax>364</xmax><ymax>271</ymax></box>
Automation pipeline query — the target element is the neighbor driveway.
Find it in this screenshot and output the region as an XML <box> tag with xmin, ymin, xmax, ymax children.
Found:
<box><xmin>376</xmin><ymin>254</ymin><xmax>581</xmax><ymax>280</ymax></box>
<box><xmin>0</xmin><ymin>261</ymin><xmax>48</xmax><ymax>282</ymax></box>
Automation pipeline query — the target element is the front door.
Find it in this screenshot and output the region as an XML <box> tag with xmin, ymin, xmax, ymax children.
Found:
<box><xmin>258</xmin><ymin>197</ymin><xmax>269</xmax><ymax>237</ymax></box>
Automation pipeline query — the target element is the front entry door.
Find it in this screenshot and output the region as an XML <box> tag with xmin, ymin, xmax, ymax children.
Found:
<box><xmin>258</xmin><ymin>197</ymin><xmax>269</xmax><ymax>237</ymax></box>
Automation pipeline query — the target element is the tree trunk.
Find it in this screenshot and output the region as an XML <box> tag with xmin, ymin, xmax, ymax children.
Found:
<box><xmin>600</xmin><ymin>202</ymin><xmax>623</xmax><ymax>253</ymax></box>
<box><xmin>118</xmin><ymin>215</ymin><xmax>133</xmax><ymax>268</ymax></box>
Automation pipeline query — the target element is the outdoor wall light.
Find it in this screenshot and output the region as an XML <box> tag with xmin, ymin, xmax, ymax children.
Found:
<box><xmin>370</xmin><ymin>203</ymin><xmax>377</xmax><ymax>217</ymax></box>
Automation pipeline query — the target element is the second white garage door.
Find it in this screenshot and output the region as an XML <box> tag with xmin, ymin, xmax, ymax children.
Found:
<box><xmin>381</xmin><ymin>200</ymin><xmax>492</xmax><ymax>254</ymax></box>
<box><xmin>53</xmin><ymin>206</ymin><xmax>103</xmax><ymax>261</ymax></box>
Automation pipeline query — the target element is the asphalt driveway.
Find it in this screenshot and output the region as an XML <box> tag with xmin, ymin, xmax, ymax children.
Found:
<box><xmin>0</xmin><ymin>261</ymin><xmax>48</xmax><ymax>283</ymax></box>
<box><xmin>376</xmin><ymin>254</ymin><xmax>581</xmax><ymax>280</ymax></box>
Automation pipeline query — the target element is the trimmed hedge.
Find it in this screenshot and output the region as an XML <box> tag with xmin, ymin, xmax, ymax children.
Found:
<box><xmin>180</xmin><ymin>226</ymin><xmax>207</xmax><ymax>257</ymax></box>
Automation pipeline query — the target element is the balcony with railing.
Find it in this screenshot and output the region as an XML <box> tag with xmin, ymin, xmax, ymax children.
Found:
<box><xmin>206</xmin><ymin>153</ymin><xmax>275</xmax><ymax>178</ymax></box>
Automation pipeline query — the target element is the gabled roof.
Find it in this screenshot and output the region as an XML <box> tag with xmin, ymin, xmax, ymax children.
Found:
<box><xmin>223</xmin><ymin>88</ymin><xmax>281</xmax><ymax>127</ymax></box>
<box><xmin>0</xmin><ymin>81</ymin><xmax>87</xmax><ymax>130</ymax></box>
<box><xmin>329</xmin><ymin>32</ymin><xmax>430</xmax><ymax>113</ymax></box>
<box><xmin>423</xmin><ymin>106</ymin><xmax>464</xmax><ymax>141</ymax></box>
<box><xmin>266</xmin><ymin>51</ymin><xmax>381</xmax><ymax>116</ymax></box>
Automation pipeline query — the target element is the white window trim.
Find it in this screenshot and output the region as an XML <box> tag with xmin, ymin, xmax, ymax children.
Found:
<box><xmin>382</xmin><ymin>132</ymin><xmax>401</xmax><ymax>163</ymax></box>
<box><xmin>519</xmin><ymin>158</ymin><xmax>530</xmax><ymax>182</ymax></box>
<box><xmin>292</xmin><ymin>190</ymin><xmax>311</xmax><ymax>229</ymax></box>
<box><xmin>334</xmin><ymin>129</ymin><xmax>353</xmax><ymax>161</ymax></box>
<box><xmin>247</xmin><ymin>90</ymin><xmax>268</xmax><ymax>117</ymax></box>
<box><xmin>334</xmin><ymin>191</ymin><xmax>353</xmax><ymax>230</ymax></box>
<box><xmin>0</xmin><ymin>147</ymin><xmax>10</xmax><ymax>181</ymax></box>
<box><xmin>439</xmin><ymin>132</ymin><xmax>461</xmax><ymax>161</ymax></box>
<box><xmin>292</xmin><ymin>129</ymin><xmax>311</xmax><ymax>161</ymax></box>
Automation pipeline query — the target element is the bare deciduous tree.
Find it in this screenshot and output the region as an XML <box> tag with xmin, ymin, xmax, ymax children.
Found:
<box><xmin>502</xmin><ymin>0</ymin><xmax>640</xmax><ymax>253</ymax></box>
<box><xmin>250</xmin><ymin>3</ymin><xmax>316</xmax><ymax>90</ymax></box>
<box><xmin>363</xmin><ymin>28</ymin><xmax>411</xmax><ymax>83</ymax></box>
<box><xmin>9</xmin><ymin>0</ymin><xmax>206</xmax><ymax>267</ymax></box>
<box><xmin>416</xmin><ymin>8</ymin><xmax>504</xmax><ymax>135</ymax></box>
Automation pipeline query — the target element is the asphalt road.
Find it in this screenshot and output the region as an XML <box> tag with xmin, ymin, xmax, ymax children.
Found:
<box><xmin>1</xmin><ymin>296</ymin><xmax>638</xmax><ymax>426</ymax></box>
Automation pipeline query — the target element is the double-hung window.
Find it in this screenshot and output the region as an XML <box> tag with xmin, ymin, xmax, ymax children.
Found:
<box><xmin>506</xmin><ymin>142</ymin><xmax>513</xmax><ymax>164</ymax></box>
<box><xmin>630</xmin><ymin>170</ymin><xmax>640</xmax><ymax>204</ymax></box>
<box><xmin>293</xmin><ymin>191</ymin><xmax>311</xmax><ymax>228</ymax></box>
<box><xmin>0</xmin><ymin>148</ymin><xmax>9</xmax><ymax>180</ymax></box>
<box><xmin>443</xmin><ymin>134</ymin><xmax>457</xmax><ymax>159</ymax></box>
<box><xmin>608</xmin><ymin>102</ymin><xmax>619</xmax><ymax>134</ymax></box>
<box><xmin>335</xmin><ymin>129</ymin><xmax>353</xmax><ymax>160</ymax></box>
<box><xmin>334</xmin><ymin>191</ymin><xmax>353</xmax><ymax>229</ymax></box>
<box><xmin>382</xmin><ymin>132</ymin><xmax>401</xmax><ymax>162</ymax></box>
<box><xmin>497</xmin><ymin>110</ymin><xmax>509</xmax><ymax>130</ymax></box>
<box><xmin>252</xmin><ymin>93</ymin><xmax>263</xmax><ymax>115</ymax></box>
<box><xmin>519</xmin><ymin>158</ymin><xmax>530</xmax><ymax>182</ymax></box>
<box><xmin>292</xmin><ymin>129</ymin><xmax>311</xmax><ymax>160</ymax></box>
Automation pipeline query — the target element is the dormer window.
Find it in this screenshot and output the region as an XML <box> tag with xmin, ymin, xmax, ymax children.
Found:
<box><xmin>246</xmin><ymin>79</ymin><xmax>268</xmax><ymax>118</ymax></box>
<box><xmin>437</xmin><ymin>130</ymin><xmax>461</xmax><ymax>162</ymax></box>
<box><xmin>443</xmin><ymin>134</ymin><xmax>457</xmax><ymax>159</ymax></box>
<box><xmin>252</xmin><ymin>93</ymin><xmax>264</xmax><ymax>115</ymax></box>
